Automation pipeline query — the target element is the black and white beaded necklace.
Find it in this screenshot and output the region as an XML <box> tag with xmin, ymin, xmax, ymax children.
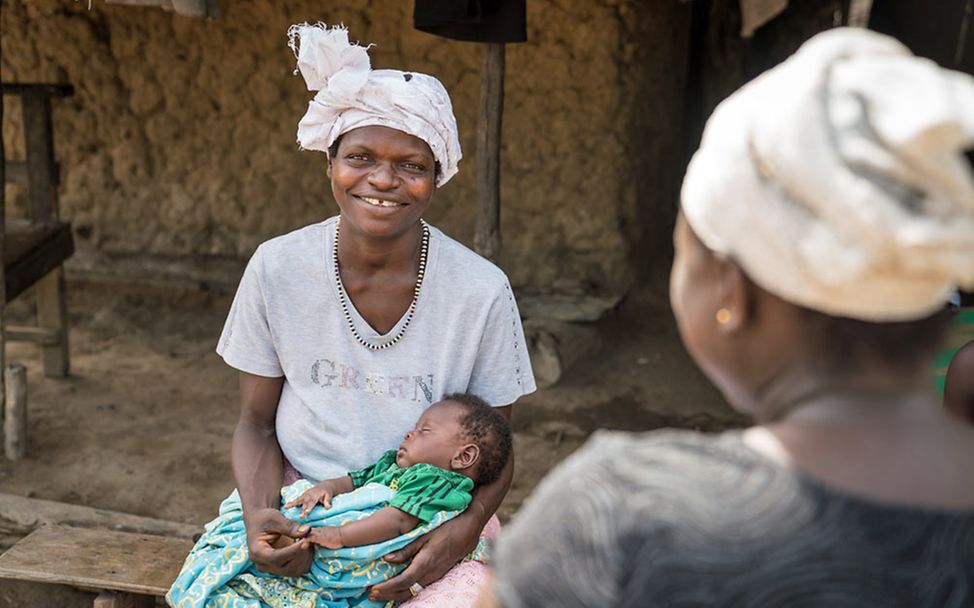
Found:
<box><xmin>333</xmin><ymin>218</ymin><xmax>430</xmax><ymax>350</ymax></box>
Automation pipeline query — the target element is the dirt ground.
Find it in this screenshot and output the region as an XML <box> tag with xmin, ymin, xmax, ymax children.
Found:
<box><xmin>0</xmin><ymin>274</ymin><xmax>745</xmax><ymax>605</ymax></box>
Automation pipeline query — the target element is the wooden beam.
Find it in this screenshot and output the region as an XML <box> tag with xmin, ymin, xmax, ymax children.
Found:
<box><xmin>2</xmin><ymin>162</ymin><xmax>58</xmax><ymax>187</ymax></box>
<box><xmin>103</xmin><ymin>0</ymin><xmax>172</xmax><ymax>7</ymax></box>
<box><xmin>0</xmin><ymin>493</ymin><xmax>201</xmax><ymax>542</ymax></box>
<box><xmin>21</xmin><ymin>94</ymin><xmax>57</xmax><ymax>223</ymax></box>
<box><xmin>3</xmin><ymin>162</ymin><xmax>27</xmax><ymax>186</ymax></box>
<box><xmin>171</xmin><ymin>0</ymin><xmax>218</xmax><ymax>19</ymax></box>
<box><xmin>0</xmin><ymin>84</ymin><xmax>73</xmax><ymax>98</ymax></box>
<box><xmin>5</xmin><ymin>326</ymin><xmax>60</xmax><ymax>346</ymax></box>
<box><xmin>474</xmin><ymin>43</ymin><xmax>505</xmax><ymax>263</ymax></box>
<box><xmin>4</xmin><ymin>221</ymin><xmax>75</xmax><ymax>302</ymax></box>
<box><xmin>105</xmin><ymin>0</ymin><xmax>218</xmax><ymax>18</ymax></box>
<box><xmin>0</xmin><ymin>91</ymin><xmax>6</xmax><ymax>460</ymax></box>
<box><xmin>845</xmin><ymin>0</ymin><xmax>874</xmax><ymax>26</ymax></box>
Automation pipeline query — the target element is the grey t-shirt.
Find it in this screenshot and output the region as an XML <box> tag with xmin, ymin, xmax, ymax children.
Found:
<box><xmin>494</xmin><ymin>430</ymin><xmax>974</xmax><ymax>608</ymax></box>
<box><xmin>217</xmin><ymin>217</ymin><xmax>536</xmax><ymax>482</ymax></box>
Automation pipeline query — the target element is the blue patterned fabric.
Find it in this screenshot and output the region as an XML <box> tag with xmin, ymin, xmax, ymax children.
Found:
<box><xmin>166</xmin><ymin>480</ymin><xmax>459</xmax><ymax>608</ymax></box>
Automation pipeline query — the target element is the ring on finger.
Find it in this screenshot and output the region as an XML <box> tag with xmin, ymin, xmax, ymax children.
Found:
<box><xmin>408</xmin><ymin>582</ymin><xmax>424</xmax><ymax>597</ymax></box>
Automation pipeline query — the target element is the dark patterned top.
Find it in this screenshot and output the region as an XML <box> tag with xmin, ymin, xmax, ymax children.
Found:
<box><xmin>494</xmin><ymin>430</ymin><xmax>974</xmax><ymax>607</ymax></box>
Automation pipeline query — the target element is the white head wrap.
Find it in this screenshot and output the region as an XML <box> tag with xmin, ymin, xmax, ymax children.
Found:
<box><xmin>288</xmin><ymin>23</ymin><xmax>462</xmax><ymax>187</ymax></box>
<box><xmin>681</xmin><ymin>28</ymin><xmax>974</xmax><ymax>321</ymax></box>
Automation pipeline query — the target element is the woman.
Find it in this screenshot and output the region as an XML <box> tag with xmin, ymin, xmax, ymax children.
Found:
<box><xmin>219</xmin><ymin>23</ymin><xmax>535</xmax><ymax>605</ymax></box>
<box><xmin>481</xmin><ymin>28</ymin><xmax>974</xmax><ymax>607</ymax></box>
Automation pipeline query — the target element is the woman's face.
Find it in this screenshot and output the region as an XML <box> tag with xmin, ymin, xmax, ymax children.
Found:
<box><xmin>328</xmin><ymin>125</ymin><xmax>437</xmax><ymax>239</ymax></box>
<box><xmin>670</xmin><ymin>214</ymin><xmax>717</xmax><ymax>369</ymax></box>
<box><xmin>670</xmin><ymin>214</ymin><xmax>756</xmax><ymax>413</ymax></box>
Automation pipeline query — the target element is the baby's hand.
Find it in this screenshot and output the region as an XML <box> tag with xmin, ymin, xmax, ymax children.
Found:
<box><xmin>308</xmin><ymin>526</ymin><xmax>343</xmax><ymax>549</ymax></box>
<box><xmin>284</xmin><ymin>484</ymin><xmax>334</xmax><ymax>517</ymax></box>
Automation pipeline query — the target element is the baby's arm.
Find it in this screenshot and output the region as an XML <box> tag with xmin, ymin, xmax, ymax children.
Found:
<box><xmin>284</xmin><ymin>475</ymin><xmax>355</xmax><ymax>517</ymax></box>
<box><xmin>308</xmin><ymin>507</ymin><xmax>420</xmax><ymax>549</ymax></box>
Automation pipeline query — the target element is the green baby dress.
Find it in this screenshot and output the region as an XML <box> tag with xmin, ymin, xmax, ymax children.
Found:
<box><xmin>349</xmin><ymin>450</ymin><xmax>474</xmax><ymax>522</ymax></box>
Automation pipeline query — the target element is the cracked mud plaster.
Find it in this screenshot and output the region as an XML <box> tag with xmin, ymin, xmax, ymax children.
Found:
<box><xmin>1</xmin><ymin>0</ymin><xmax>689</xmax><ymax>292</ymax></box>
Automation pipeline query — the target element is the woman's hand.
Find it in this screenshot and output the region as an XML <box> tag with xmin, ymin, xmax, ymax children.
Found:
<box><xmin>284</xmin><ymin>483</ymin><xmax>335</xmax><ymax>517</ymax></box>
<box><xmin>367</xmin><ymin>509</ymin><xmax>483</xmax><ymax>602</ymax></box>
<box><xmin>244</xmin><ymin>507</ymin><xmax>314</xmax><ymax>576</ymax></box>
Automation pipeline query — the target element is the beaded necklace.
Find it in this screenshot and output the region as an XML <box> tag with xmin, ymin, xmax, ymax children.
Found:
<box><xmin>333</xmin><ymin>218</ymin><xmax>430</xmax><ymax>350</ymax></box>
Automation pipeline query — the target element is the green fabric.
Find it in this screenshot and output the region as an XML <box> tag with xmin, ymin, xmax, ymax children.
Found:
<box><xmin>933</xmin><ymin>309</ymin><xmax>974</xmax><ymax>397</ymax></box>
<box><xmin>348</xmin><ymin>450</ymin><xmax>399</xmax><ymax>488</ymax></box>
<box><xmin>347</xmin><ymin>450</ymin><xmax>474</xmax><ymax>523</ymax></box>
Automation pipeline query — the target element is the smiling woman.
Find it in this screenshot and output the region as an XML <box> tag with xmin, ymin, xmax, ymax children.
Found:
<box><xmin>328</xmin><ymin>126</ymin><xmax>437</xmax><ymax>247</ymax></box>
<box><xmin>188</xmin><ymin>22</ymin><xmax>536</xmax><ymax>608</ymax></box>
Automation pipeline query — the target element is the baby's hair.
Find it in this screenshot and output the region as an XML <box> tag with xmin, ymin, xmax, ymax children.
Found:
<box><xmin>442</xmin><ymin>392</ymin><xmax>512</xmax><ymax>486</ymax></box>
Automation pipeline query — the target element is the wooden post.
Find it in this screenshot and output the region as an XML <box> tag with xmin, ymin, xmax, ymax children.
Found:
<box><xmin>171</xmin><ymin>0</ymin><xmax>219</xmax><ymax>19</ymax></box>
<box><xmin>844</xmin><ymin>0</ymin><xmax>874</xmax><ymax>27</ymax></box>
<box><xmin>36</xmin><ymin>268</ymin><xmax>69</xmax><ymax>377</ymax></box>
<box><xmin>21</xmin><ymin>93</ymin><xmax>57</xmax><ymax>223</ymax></box>
<box><xmin>474</xmin><ymin>43</ymin><xmax>505</xmax><ymax>263</ymax></box>
<box><xmin>4</xmin><ymin>364</ymin><xmax>26</xmax><ymax>460</ymax></box>
<box><xmin>0</xmin><ymin>92</ymin><xmax>6</xmax><ymax>446</ymax></box>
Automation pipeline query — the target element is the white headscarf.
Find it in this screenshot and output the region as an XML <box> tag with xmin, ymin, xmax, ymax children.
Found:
<box><xmin>289</xmin><ymin>23</ymin><xmax>463</xmax><ymax>187</ymax></box>
<box><xmin>681</xmin><ymin>28</ymin><xmax>974</xmax><ymax>322</ymax></box>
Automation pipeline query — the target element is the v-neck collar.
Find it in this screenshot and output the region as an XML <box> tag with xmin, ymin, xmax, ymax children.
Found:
<box><xmin>323</xmin><ymin>217</ymin><xmax>439</xmax><ymax>346</ymax></box>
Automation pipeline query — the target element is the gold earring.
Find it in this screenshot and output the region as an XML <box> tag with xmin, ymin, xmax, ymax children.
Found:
<box><xmin>716</xmin><ymin>308</ymin><xmax>732</xmax><ymax>324</ymax></box>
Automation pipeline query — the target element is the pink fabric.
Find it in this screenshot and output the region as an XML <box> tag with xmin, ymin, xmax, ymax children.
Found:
<box><xmin>282</xmin><ymin>458</ymin><xmax>303</xmax><ymax>486</ymax></box>
<box><xmin>282</xmin><ymin>458</ymin><xmax>500</xmax><ymax>606</ymax></box>
<box><xmin>401</xmin><ymin>515</ymin><xmax>500</xmax><ymax>608</ymax></box>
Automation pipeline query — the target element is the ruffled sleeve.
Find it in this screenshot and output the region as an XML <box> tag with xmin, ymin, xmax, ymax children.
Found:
<box><xmin>389</xmin><ymin>464</ymin><xmax>474</xmax><ymax>523</ymax></box>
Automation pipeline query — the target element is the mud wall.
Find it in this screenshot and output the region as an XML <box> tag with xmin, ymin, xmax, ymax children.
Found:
<box><xmin>1</xmin><ymin>0</ymin><xmax>690</xmax><ymax>294</ymax></box>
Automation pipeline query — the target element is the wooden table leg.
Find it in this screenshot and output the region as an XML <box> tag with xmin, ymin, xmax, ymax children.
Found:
<box><xmin>36</xmin><ymin>267</ymin><xmax>69</xmax><ymax>377</ymax></box>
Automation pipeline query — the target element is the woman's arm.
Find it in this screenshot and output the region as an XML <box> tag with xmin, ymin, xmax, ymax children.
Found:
<box><xmin>233</xmin><ymin>371</ymin><xmax>313</xmax><ymax>576</ymax></box>
<box><xmin>369</xmin><ymin>406</ymin><xmax>514</xmax><ymax>602</ymax></box>
<box><xmin>308</xmin><ymin>507</ymin><xmax>421</xmax><ymax>549</ymax></box>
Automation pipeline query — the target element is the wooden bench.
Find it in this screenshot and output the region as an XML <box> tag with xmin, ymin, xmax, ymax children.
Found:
<box><xmin>0</xmin><ymin>524</ymin><xmax>192</xmax><ymax>607</ymax></box>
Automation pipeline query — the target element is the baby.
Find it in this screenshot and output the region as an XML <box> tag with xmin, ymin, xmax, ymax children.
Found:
<box><xmin>167</xmin><ymin>393</ymin><xmax>511</xmax><ymax>608</ymax></box>
<box><xmin>283</xmin><ymin>393</ymin><xmax>510</xmax><ymax>550</ymax></box>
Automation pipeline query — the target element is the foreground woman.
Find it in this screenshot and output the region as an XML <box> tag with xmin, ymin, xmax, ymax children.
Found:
<box><xmin>482</xmin><ymin>28</ymin><xmax>974</xmax><ymax>607</ymax></box>
<box><xmin>219</xmin><ymin>23</ymin><xmax>535</xmax><ymax>606</ymax></box>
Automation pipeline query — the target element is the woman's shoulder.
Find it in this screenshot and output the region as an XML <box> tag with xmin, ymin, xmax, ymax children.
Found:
<box><xmin>427</xmin><ymin>224</ymin><xmax>510</xmax><ymax>291</ymax></box>
<box><xmin>247</xmin><ymin>219</ymin><xmax>333</xmax><ymax>279</ymax></box>
<box><xmin>574</xmin><ymin>428</ymin><xmax>755</xmax><ymax>470</ymax></box>
<box><xmin>254</xmin><ymin>219</ymin><xmax>333</xmax><ymax>258</ymax></box>
<box><xmin>502</xmin><ymin>429</ymin><xmax>762</xmax><ymax>535</ymax></box>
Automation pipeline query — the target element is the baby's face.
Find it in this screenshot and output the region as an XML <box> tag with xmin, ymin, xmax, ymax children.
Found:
<box><xmin>396</xmin><ymin>401</ymin><xmax>467</xmax><ymax>470</ymax></box>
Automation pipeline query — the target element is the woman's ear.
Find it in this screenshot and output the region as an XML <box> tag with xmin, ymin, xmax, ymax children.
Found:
<box><xmin>714</xmin><ymin>256</ymin><xmax>752</xmax><ymax>334</ymax></box>
<box><xmin>451</xmin><ymin>444</ymin><xmax>480</xmax><ymax>472</ymax></box>
<box><xmin>326</xmin><ymin>157</ymin><xmax>333</xmax><ymax>178</ymax></box>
